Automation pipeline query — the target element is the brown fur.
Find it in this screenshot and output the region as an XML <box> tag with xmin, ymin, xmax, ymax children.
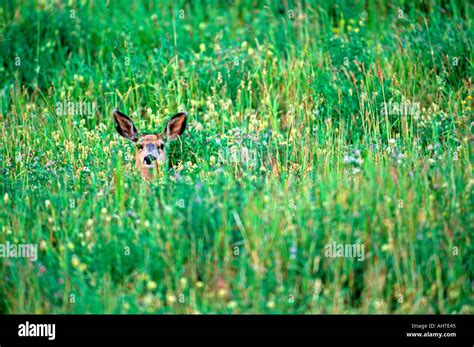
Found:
<box><xmin>135</xmin><ymin>134</ymin><xmax>165</xmax><ymax>178</ymax></box>
<box><xmin>113</xmin><ymin>110</ymin><xmax>187</xmax><ymax>179</ymax></box>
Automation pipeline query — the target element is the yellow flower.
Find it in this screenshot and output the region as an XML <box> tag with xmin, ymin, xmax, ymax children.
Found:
<box><xmin>209</xmin><ymin>155</ymin><xmax>216</xmax><ymax>166</ymax></box>
<box><xmin>67</xmin><ymin>242</ymin><xmax>74</xmax><ymax>251</ymax></box>
<box><xmin>199</xmin><ymin>43</ymin><xmax>206</xmax><ymax>52</ymax></box>
<box><xmin>71</xmin><ymin>255</ymin><xmax>80</xmax><ymax>268</ymax></box>
<box><xmin>39</xmin><ymin>240</ymin><xmax>47</xmax><ymax>251</ymax></box>
<box><xmin>85</xmin><ymin>230</ymin><xmax>92</xmax><ymax>241</ymax></box>
<box><xmin>45</xmin><ymin>200</ymin><xmax>52</xmax><ymax>208</ymax></box>
<box><xmin>79</xmin><ymin>263</ymin><xmax>87</xmax><ymax>272</ymax></box>
<box><xmin>3</xmin><ymin>193</ymin><xmax>8</xmax><ymax>204</ymax></box>
<box><xmin>166</xmin><ymin>294</ymin><xmax>177</xmax><ymax>304</ymax></box>
<box><xmin>146</xmin><ymin>281</ymin><xmax>157</xmax><ymax>291</ymax></box>
<box><xmin>227</xmin><ymin>301</ymin><xmax>238</xmax><ymax>309</ymax></box>
<box><xmin>266</xmin><ymin>300</ymin><xmax>276</xmax><ymax>309</ymax></box>
<box><xmin>217</xmin><ymin>288</ymin><xmax>227</xmax><ymax>298</ymax></box>
<box><xmin>196</xmin><ymin>281</ymin><xmax>204</xmax><ymax>288</ymax></box>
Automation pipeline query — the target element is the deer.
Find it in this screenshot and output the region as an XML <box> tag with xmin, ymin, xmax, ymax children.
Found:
<box><xmin>113</xmin><ymin>109</ymin><xmax>187</xmax><ymax>178</ymax></box>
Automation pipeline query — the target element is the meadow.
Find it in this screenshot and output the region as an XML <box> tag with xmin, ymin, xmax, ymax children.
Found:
<box><xmin>0</xmin><ymin>0</ymin><xmax>472</xmax><ymax>314</ymax></box>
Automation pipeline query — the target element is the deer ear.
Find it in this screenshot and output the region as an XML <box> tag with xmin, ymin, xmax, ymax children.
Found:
<box><xmin>164</xmin><ymin>112</ymin><xmax>187</xmax><ymax>140</ymax></box>
<box><xmin>113</xmin><ymin>109</ymin><xmax>138</xmax><ymax>142</ymax></box>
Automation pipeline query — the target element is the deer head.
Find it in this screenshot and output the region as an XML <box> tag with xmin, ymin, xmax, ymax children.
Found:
<box><xmin>113</xmin><ymin>109</ymin><xmax>187</xmax><ymax>178</ymax></box>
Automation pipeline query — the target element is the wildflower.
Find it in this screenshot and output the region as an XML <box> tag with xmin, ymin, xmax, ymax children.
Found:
<box><xmin>227</xmin><ymin>301</ymin><xmax>238</xmax><ymax>309</ymax></box>
<box><xmin>45</xmin><ymin>200</ymin><xmax>52</xmax><ymax>209</ymax></box>
<box><xmin>146</xmin><ymin>281</ymin><xmax>157</xmax><ymax>291</ymax></box>
<box><xmin>180</xmin><ymin>278</ymin><xmax>188</xmax><ymax>289</ymax></box>
<box><xmin>196</xmin><ymin>281</ymin><xmax>204</xmax><ymax>289</ymax></box>
<box><xmin>209</xmin><ymin>155</ymin><xmax>216</xmax><ymax>166</ymax></box>
<box><xmin>266</xmin><ymin>300</ymin><xmax>276</xmax><ymax>309</ymax></box>
<box><xmin>71</xmin><ymin>255</ymin><xmax>80</xmax><ymax>268</ymax></box>
<box><xmin>67</xmin><ymin>242</ymin><xmax>74</xmax><ymax>251</ymax></box>
<box><xmin>388</xmin><ymin>138</ymin><xmax>396</xmax><ymax>146</ymax></box>
<box><xmin>166</xmin><ymin>294</ymin><xmax>177</xmax><ymax>304</ymax></box>
<box><xmin>38</xmin><ymin>265</ymin><xmax>46</xmax><ymax>276</ymax></box>
<box><xmin>290</xmin><ymin>244</ymin><xmax>298</xmax><ymax>260</ymax></box>
<box><xmin>3</xmin><ymin>193</ymin><xmax>8</xmax><ymax>204</ymax></box>
<box><xmin>39</xmin><ymin>240</ymin><xmax>47</xmax><ymax>251</ymax></box>
<box><xmin>85</xmin><ymin>230</ymin><xmax>92</xmax><ymax>241</ymax></box>
<box><xmin>143</xmin><ymin>294</ymin><xmax>153</xmax><ymax>308</ymax></box>
<box><xmin>79</xmin><ymin>263</ymin><xmax>87</xmax><ymax>272</ymax></box>
<box><xmin>217</xmin><ymin>288</ymin><xmax>227</xmax><ymax>298</ymax></box>
<box><xmin>343</xmin><ymin>148</ymin><xmax>363</xmax><ymax>166</ymax></box>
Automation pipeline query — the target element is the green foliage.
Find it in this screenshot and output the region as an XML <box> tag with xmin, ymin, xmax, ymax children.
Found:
<box><xmin>0</xmin><ymin>0</ymin><xmax>472</xmax><ymax>313</ymax></box>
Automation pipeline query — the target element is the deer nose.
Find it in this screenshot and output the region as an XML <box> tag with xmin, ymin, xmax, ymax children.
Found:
<box><xmin>144</xmin><ymin>154</ymin><xmax>156</xmax><ymax>165</ymax></box>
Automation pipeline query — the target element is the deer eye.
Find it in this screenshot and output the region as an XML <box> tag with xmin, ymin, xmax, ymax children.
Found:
<box><xmin>137</xmin><ymin>144</ymin><xmax>144</xmax><ymax>150</ymax></box>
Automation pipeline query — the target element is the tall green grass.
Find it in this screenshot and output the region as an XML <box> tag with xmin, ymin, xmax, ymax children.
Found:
<box><xmin>0</xmin><ymin>0</ymin><xmax>472</xmax><ymax>313</ymax></box>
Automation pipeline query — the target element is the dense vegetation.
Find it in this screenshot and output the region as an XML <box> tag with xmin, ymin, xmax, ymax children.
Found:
<box><xmin>0</xmin><ymin>0</ymin><xmax>472</xmax><ymax>313</ymax></box>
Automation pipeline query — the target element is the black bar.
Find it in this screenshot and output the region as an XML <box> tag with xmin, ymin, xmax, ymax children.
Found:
<box><xmin>0</xmin><ymin>315</ymin><xmax>472</xmax><ymax>345</ymax></box>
